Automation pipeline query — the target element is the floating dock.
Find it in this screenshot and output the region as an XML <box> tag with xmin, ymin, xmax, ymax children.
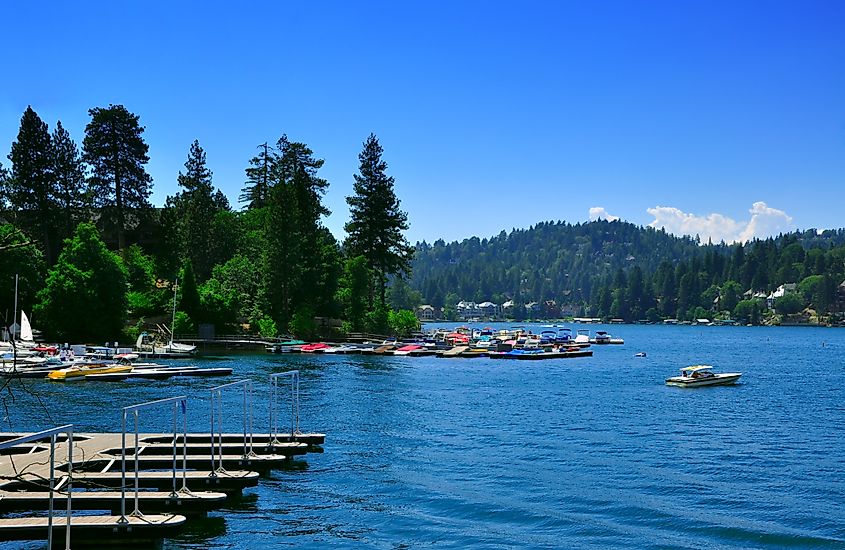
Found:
<box><xmin>0</xmin><ymin>371</ymin><xmax>324</xmax><ymax>548</ymax></box>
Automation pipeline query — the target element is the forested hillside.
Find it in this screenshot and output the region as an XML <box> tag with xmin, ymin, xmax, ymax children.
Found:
<box><xmin>410</xmin><ymin>221</ymin><xmax>845</xmax><ymax>323</ymax></box>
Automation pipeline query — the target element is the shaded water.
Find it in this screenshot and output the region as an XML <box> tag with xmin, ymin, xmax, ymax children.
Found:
<box><xmin>5</xmin><ymin>324</ymin><xmax>845</xmax><ymax>548</ymax></box>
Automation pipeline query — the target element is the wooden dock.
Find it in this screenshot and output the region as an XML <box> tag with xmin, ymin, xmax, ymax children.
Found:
<box><xmin>0</xmin><ymin>427</ymin><xmax>325</xmax><ymax>546</ymax></box>
<box><xmin>0</xmin><ymin>514</ymin><xmax>187</xmax><ymax>542</ymax></box>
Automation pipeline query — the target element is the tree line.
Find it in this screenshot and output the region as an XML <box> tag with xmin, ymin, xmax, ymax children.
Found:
<box><xmin>0</xmin><ymin>105</ymin><xmax>416</xmax><ymax>341</ymax></box>
<box><xmin>411</xmin><ymin>220</ymin><xmax>845</xmax><ymax>324</ymax></box>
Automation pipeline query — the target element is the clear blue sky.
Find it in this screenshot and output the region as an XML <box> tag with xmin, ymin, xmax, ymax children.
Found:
<box><xmin>1</xmin><ymin>1</ymin><xmax>843</xmax><ymax>244</ymax></box>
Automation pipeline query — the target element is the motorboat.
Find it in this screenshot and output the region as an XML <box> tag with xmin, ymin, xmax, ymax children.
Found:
<box><xmin>591</xmin><ymin>331</ymin><xmax>624</xmax><ymax>344</ymax></box>
<box><xmin>47</xmin><ymin>363</ymin><xmax>133</xmax><ymax>381</ymax></box>
<box><xmin>665</xmin><ymin>365</ymin><xmax>742</xmax><ymax>387</ymax></box>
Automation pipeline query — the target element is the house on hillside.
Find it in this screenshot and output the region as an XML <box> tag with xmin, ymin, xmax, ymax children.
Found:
<box><xmin>501</xmin><ymin>299</ymin><xmax>515</xmax><ymax>317</ymax></box>
<box><xmin>478</xmin><ymin>301</ymin><xmax>499</xmax><ymax>319</ymax></box>
<box><xmin>838</xmin><ymin>280</ymin><xmax>845</xmax><ymax>314</ymax></box>
<box><xmin>767</xmin><ymin>283</ymin><xmax>797</xmax><ymax>310</ymax></box>
<box><xmin>415</xmin><ymin>305</ymin><xmax>438</xmax><ymax>321</ymax></box>
<box><xmin>456</xmin><ymin>301</ymin><xmax>480</xmax><ymax>320</ymax></box>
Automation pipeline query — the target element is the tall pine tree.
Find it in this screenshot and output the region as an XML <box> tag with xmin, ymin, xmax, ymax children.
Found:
<box><xmin>345</xmin><ymin>134</ymin><xmax>414</xmax><ymax>306</ymax></box>
<box><xmin>172</xmin><ymin>140</ymin><xmax>227</xmax><ymax>280</ymax></box>
<box><xmin>7</xmin><ymin>106</ymin><xmax>57</xmax><ymax>263</ymax></box>
<box><xmin>240</xmin><ymin>142</ymin><xmax>274</xmax><ymax>209</ymax></box>
<box><xmin>262</xmin><ymin>135</ymin><xmax>334</xmax><ymax>328</ymax></box>
<box><xmin>51</xmin><ymin>121</ymin><xmax>88</xmax><ymax>240</ymax></box>
<box><xmin>83</xmin><ymin>104</ymin><xmax>152</xmax><ymax>250</ymax></box>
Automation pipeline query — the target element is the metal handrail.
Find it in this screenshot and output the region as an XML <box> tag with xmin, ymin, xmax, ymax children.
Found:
<box><xmin>269</xmin><ymin>370</ymin><xmax>300</xmax><ymax>447</ymax></box>
<box><xmin>120</xmin><ymin>395</ymin><xmax>188</xmax><ymax>522</ymax></box>
<box><xmin>0</xmin><ymin>425</ymin><xmax>74</xmax><ymax>550</ymax></box>
<box><xmin>209</xmin><ymin>379</ymin><xmax>255</xmax><ymax>475</ymax></box>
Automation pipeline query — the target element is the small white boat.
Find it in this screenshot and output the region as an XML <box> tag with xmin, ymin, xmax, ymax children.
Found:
<box><xmin>665</xmin><ymin>365</ymin><xmax>742</xmax><ymax>387</ymax></box>
<box><xmin>590</xmin><ymin>331</ymin><xmax>624</xmax><ymax>344</ymax></box>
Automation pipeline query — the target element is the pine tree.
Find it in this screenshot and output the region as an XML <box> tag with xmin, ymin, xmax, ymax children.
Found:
<box><xmin>262</xmin><ymin>135</ymin><xmax>333</xmax><ymax>327</ymax></box>
<box><xmin>172</xmin><ymin>140</ymin><xmax>225</xmax><ymax>280</ymax></box>
<box><xmin>0</xmin><ymin>161</ymin><xmax>9</xmax><ymax>210</ymax></box>
<box><xmin>7</xmin><ymin>106</ymin><xmax>57</xmax><ymax>263</ymax></box>
<box><xmin>51</xmin><ymin>121</ymin><xmax>88</xmax><ymax>239</ymax></box>
<box><xmin>345</xmin><ymin>134</ymin><xmax>414</xmax><ymax>306</ymax></box>
<box><xmin>240</xmin><ymin>142</ymin><xmax>274</xmax><ymax>209</ymax></box>
<box><xmin>83</xmin><ymin>104</ymin><xmax>152</xmax><ymax>250</ymax></box>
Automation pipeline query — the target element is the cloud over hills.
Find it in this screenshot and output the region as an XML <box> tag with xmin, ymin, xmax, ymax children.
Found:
<box><xmin>588</xmin><ymin>202</ymin><xmax>795</xmax><ymax>244</ymax></box>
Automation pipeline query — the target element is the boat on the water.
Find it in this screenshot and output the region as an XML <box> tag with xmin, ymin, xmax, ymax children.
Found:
<box><xmin>590</xmin><ymin>331</ymin><xmax>624</xmax><ymax>344</ymax></box>
<box><xmin>47</xmin><ymin>363</ymin><xmax>133</xmax><ymax>381</ymax></box>
<box><xmin>665</xmin><ymin>365</ymin><xmax>742</xmax><ymax>387</ymax></box>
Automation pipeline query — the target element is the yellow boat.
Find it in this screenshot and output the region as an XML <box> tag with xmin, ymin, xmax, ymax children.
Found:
<box><xmin>47</xmin><ymin>363</ymin><xmax>133</xmax><ymax>380</ymax></box>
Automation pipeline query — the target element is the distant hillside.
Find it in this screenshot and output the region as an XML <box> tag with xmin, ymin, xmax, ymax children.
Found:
<box><xmin>409</xmin><ymin>221</ymin><xmax>845</xmax><ymax>322</ymax></box>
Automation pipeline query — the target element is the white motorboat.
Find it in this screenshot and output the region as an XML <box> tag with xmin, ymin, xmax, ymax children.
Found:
<box><xmin>665</xmin><ymin>365</ymin><xmax>742</xmax><ymax>387</ymax></box>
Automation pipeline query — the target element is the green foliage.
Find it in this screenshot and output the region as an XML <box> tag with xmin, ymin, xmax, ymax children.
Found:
<box><xmin>734</xmin><ymin>299</ymin><xmax>764</xmax><ymax>325</ymax></box>
<box><xmin>388</xmin><ymin>277</ymin><xmax>423</xmax><ymax>311</ymax></box>
<box><xmin>366</xmin><ymin>301</ymin><xmax>390</xmax><ymax>334</ymax></box>
<box><xmin>122</xmin><ymin>244</ymin><xmax>156</xmax><ymax>292</ymax></box>
<box><xmin>240</xmin><ymin>142</ymin><xmax>274</xmax><ymax>209</ymax></box>
<box><xmin>336</xmin><ymin>256</ymin><xmax>371</xmax><ymax>332</ymax></box>
<box><xmin>35</xmin><ymin>223</ymin><xmax>127</xmax><ymax>341</ymax></box>
<box><xmin>288</xmin><ymin>307</ymin><xmax>317</xmax><ymax>340</ymax></box>
<box><xmin>7</xmin><ymin>106</ymin><xmax>58</xmax><ymax>262</ymax></box>
<box><xmin>388</xmin><ymin>309</ymin><xmax>419</xmax><ymax>337</ymax></box>
<box><xmin>345</xmin><ymin>134</ymin><xmax>414</xmax><ymax>306</ymax></box>
<box><xmin>0</xmin><ymin>224</ymin><xmax>46</xmax><ymax>322</ymax></box>
<box><xmin>165</xmin><ymin>140</ymin><xmax>231</xmax><ymax>280</ymax></box>
<box><xmin>774</xmin><ymin>293</ymin><xmax>805</xmax><ymax>315</ymax></box>
<box><xmin>412</xmin><ymin>221</ymin><xmax>845</xmax><ymax>322</ymax></box>
<box><xmin>179</xmin><ymin>260</ymin><xmax>201</xmax><ymax>321</ymax></box>
<box><xmin>173</xmin><ymin>310</ymin><xmax>195</xmax><ymax>335</ymax></box>
<box><xmin>198</xmin><ymin>277</ymin><xmax>238</xmax><ymax>331</ymax></box>
<box><xmin>256</xmin><ymin>317</ymin><xmax>277</xmax><ymax>338</ymax></box>
<box><xmin>51</xmin><ymin>121</ymin><xmax>88</xmax><ymax>239</ymax></box>
<box><xmin>262</xmin><ymin>135</ymin><xmax>334</xmax><ymax>328</ymax></box>
<box><xmin>83</xmin><ymin>104</ymin><xmax>152</xmax><ymax>250</ymax></box>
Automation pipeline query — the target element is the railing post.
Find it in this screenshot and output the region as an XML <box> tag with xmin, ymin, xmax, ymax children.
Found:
<box><xmin>0</xmin><ymin>425</ymin><xmax>75</xmax><ymax>550</ymax></box>
<box><xmin>120</xmin><ymin>411</ymin><xmax>127</xmax><ymax>522</ymax></box>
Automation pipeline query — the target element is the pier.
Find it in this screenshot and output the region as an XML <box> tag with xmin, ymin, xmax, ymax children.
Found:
<box><xmin>0</xmin><ymin>370</ymin><xmax>325</xmax><ymax>547</ymax></box>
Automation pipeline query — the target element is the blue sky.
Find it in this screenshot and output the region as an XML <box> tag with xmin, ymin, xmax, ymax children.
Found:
<box><xmin>1</xmin><ymin>1</ymin><xmax>843</xmax><ymax>244</ymax></box>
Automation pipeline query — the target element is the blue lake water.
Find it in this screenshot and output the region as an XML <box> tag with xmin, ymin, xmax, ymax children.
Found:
<box><xmin>5</xmin><ymin>324</ymin><xmax>845</xmax><ymax>549</ymax></box>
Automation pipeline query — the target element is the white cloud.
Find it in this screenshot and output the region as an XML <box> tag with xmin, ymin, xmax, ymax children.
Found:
<box><xmin>647</xmin><ymin>202</ymin><xmax>794</xmax><ymax>244</ymax></box>
<box><xmin>589</xmin><ymin>206</ymin><xmax>619</xmax><ymax>222</ymax></box>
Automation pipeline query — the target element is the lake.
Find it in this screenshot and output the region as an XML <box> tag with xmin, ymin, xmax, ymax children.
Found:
<box><xmin>5</xmin><ymin>324</ymin><xmax>845</xmax><ymax>549</ymax></box>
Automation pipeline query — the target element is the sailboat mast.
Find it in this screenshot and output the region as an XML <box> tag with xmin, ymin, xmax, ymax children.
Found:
<box><xmin>12</xmin><ymin>274</ymin><xmax>18</xmax><ymax>339</ymax></box>
<box><xmin>171</xmin><ymin>278</ymin><xmax>178</xmax><ymax>345</ymax></box>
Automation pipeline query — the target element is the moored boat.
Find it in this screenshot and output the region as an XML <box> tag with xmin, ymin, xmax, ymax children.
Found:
<box><xmin>47</xmin><ymin>363</ymin><xmax>133</xmax><ymax>381</ymax></box>
<box><xmin>665</xmin><ymin>365</ymin><xmax>742</xmax><ymax>387</ymax></box>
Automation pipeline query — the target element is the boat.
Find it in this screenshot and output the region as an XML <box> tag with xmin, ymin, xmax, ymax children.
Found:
<box><xmin>47</xmin><ymin>363</ymin><xmax>133</xmax><ymax>381</ymax></box>
<box><xmin>665</xmin><ymin>365</ymin><xmax>742</xmax><ymax>387</ymax></box>
<box><xmin>591</xmin><ymin>331</ymin><xmax>624</xmax><ymax>344</ymax></box>
<box><xmin>634</xmin><ymin>352</ymin><xmax>647</xmax><ymax>357</ymax></box>
<box><xmin>265</xmin><ymin>338</ymin><xmax>307</xmax><ymax>353</ymax></box>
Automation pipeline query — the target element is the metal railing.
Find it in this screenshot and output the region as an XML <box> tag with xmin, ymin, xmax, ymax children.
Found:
<box><xmin>120</xmin><ymin>396</ymin><xmax>188</xmax><ymax>522</ymax></box>
<box><xmin>209</xmin><ymin>379</ymin><xmax>255</xmax><ymax>475</ymax></box>
<box><xmin>0</xmin><ymin>425</ymin><xmax>74</xmax><ymax>550</ymax></box>
<box><xmin>269</xmin><ymin>370</ymin><xmax>300</xmax><ymax>447</ymax></box>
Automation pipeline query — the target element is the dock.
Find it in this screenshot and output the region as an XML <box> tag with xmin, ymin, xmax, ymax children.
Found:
<box><xmin>0</xmin><ymin>370</ymin><xmax>324</xmax><ymax>548</ymax></box>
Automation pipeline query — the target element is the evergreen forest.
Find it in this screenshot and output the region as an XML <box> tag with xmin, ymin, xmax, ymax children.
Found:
<box><xmin>0</xmin><ymin>106</ymin><xmax>416</xmax><ymax>342</ymax></box>
<box><xmin>411</xmin><ymin>221</ymin><xmax>845</xmax><ymax>324</ymax></box>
